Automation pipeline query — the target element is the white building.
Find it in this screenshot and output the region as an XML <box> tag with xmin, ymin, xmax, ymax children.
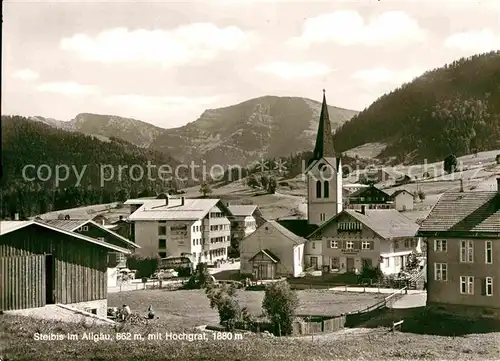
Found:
<box><xmin>227</xmin><ymin>204</ymin><xmax>264</xmax><ymax>243</ymax></box>
<box><xmin>306</xmin><ymin>208</ymin><xmax>421</xmax><ymax>275</ymax></box>
<box><xmin>127</xmin><ymin>197</ymin><xmax>233</xmax><ymax>266</ymax></box>
<box><xmin>389</xmin><ymin>189</ymin><xmax>415</xmax><ymax>211</ymax></box>
<box><xmin>240</xmin><ymin>220</ymin><xmax>306</xmax><ymax>278</ymax></box>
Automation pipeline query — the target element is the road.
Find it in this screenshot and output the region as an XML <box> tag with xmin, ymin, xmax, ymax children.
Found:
<box><xmin>329</xmin><ymin>286</ymin><xmax>427</xmax><ymax>309</ymax></box>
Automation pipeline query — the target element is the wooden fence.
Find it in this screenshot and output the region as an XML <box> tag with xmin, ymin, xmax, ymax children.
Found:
<box><xmin>293</xmin><ymin>314</ymin><xmax>346</xmax><ymax>335</ymax></box>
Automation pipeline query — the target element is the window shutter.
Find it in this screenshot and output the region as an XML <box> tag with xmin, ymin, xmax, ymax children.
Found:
<box><xmin>370</xmin><ymin>241</ymin><xmax>374</xmax><ymax>250</ymax></box>
<box><xmin>342</xmin><ymin>240</ymin><xmax>346</xmax><ymax>249</ymax></box>
<box><xmin>354</xmin><ymin>241</ymin><xmax>360</xmax><ymax>249</ymax></box>
<box><xmin>481</xmin><ymin>278</ymin><xmax>486</xmax><ymax>296</ymax></box>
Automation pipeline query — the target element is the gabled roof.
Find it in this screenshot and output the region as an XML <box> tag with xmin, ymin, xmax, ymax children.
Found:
<box><xmin>276</xmin><ymin>219</ymin><xmax>319</xmax><ymax>238</ymax></box>
<box><xmin>228</xmin><ymin>205</ymin><xmax>258</xmax><ymax>217</ymax></box>
<box><xmin>389</xmin><ymin>189</ymin><xmax>414</xmax><ymax>198</ymax></box>
<box><xmin>128</xmin><ymin>198</ymin><xmax>233</xmax><ymax>221</ymax></box>
<box><xmin>249</xmin><ymin>249</ymin><xmax>280</xmax><ymax>263</ymax></box>
<box><xmin>0</xmin><ymin>221</ymin><xmax>131</xmax><ymax>254</ymax></box>
<box><xmin>308</xmin><ymin>209</ymin><xmax>419</xmax><ymax>240</ymax></box>
<box><xmin>348</xmin><ymin>185</ymin><xmax>391</xmax><ymax>198</ymax></box>
<box><xmin>418</xmin><ymin>191</ymin><xmax>500</xmax><ymax>234</ymax></box>
<box><xmin>304</xmin><ymin>157</ymin><xmax>341</xmax><ymax>174</ymax></box>
<box><xmin>265</xmin><ymin>221</ymin><xmax>308</xmax><ymax>245</ymax></box>
<box><xmin>123</xmin><ymin>197</ymin><xmax>158</xmax><ymax>205</ymax></box>
<box><xmin>41</xmin><ymin>219</ymin><xmax>139</xmax><ymax>248</ymax></box>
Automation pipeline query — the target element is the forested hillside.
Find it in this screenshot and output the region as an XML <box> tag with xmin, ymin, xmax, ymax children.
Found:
<box><xmin>333</xmin><ymin>51</ymin><xmax>500</xmax><ymax>163</ymax></box>
<box><xmin>0</xmin><ymin>116</ymin><xmax>188</xmax><ymax>219</ymax></box>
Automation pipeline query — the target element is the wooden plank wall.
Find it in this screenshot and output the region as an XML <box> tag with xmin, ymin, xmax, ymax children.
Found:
<box><xmin>0</xmin><ymin>225</ymin><xmax>107</xmax><ymax>308</ymax></box>
<box><xmin>0</xmin><ymin>255</ymin><xmax>45</xmax><ymax>310</ymax></box>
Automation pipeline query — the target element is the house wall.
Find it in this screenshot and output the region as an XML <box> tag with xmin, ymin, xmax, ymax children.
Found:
<box><xmin>240</xmin><ymin>223</ymin><xmax>301</xmax><ymax>277</ymax></box>
<box><xmin>427</xmin><ymin>237</ymin><xmax>500</xmax><ymax>315</ymax></box>
<box><xmin>134</xmin><ymin>221</ymin><xmax>161</xmax><ymax>258</ymax></box>
<box><xmin>67</xmin><ymin>299</ymin><xmax>107</xmax><ymax>318</ymax></box>
<box><xmin>307</xmin><ymin>159</ymin><xmax>342</xmax><ymax>226</ymax></box>
<box><xmin>0</xmin><ymin>225</ymin><xmax>108</xmax><ymax>312</ymax></box>
<box><xmin>394</xmin><ymin>192</ymin><xmax>414</xmax><ymax>211</ymax></box>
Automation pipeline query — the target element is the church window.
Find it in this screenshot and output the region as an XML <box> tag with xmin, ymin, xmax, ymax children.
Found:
<box><xmin>323</xmin><ymin>181</ymin><xmax>329</xmax><ymax>198</ymax></box>
<box><xmin>316</xmin><ymin>181</ymin><xmax>322</xmax><ymax>198</ymax></box>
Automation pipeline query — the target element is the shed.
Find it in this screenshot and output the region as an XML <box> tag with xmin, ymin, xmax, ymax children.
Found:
<box><xmin>0</xmin><ymin>220</ymin><xmax>130</xmax><ymax>317</ymax></box>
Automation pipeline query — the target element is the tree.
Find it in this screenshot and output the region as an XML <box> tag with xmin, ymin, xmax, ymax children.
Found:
<box><xmin>496</xmin><ymin>154</ymin><xmax>500</xmax><ymax>164</ymax></box>
<box><xmin>185</xmin><ymin>263</ymin><xmax>214</xmax><ymax>289</ymax></box>
<box><xmin>247</xmin><ymin>175</ymin><xmax>260</xmax><ymax>189</ymax></box>
<box><xmin>405</xmin><ymin>250</ymin><xmax>421</xmax><ymax>273</ymax></box>
<box><xmin>199</xmin><ymin>182</ymin><xmax>212</xmax><ymax>197</ymax></box>
<box><xmin>267</xmin><ymin>177</ymin><xmax>277</xmax><ymax>194</ymax></box>
<box><xmin>262</xmin><ymin>281</ymin><xmax>298</xmax><ymax>336</ymax></box>
<box><xmin>443</xmin><ymin>154</ymin><xmax>458</xmax><ymax>174</ymax></box>
<box><xmin>205</xmin><ymin>283</ymin><xmax>241</xmax><ymax>331</ymax></box>
<box><xmin>260</xmin><ymin>175</ymin><xmax>269</xmax><ymax>189</ymax></box>
<box><xmin>417</xmin><ymin>190</ymin><xmax>426</xmax><ymax>201</ymax></box>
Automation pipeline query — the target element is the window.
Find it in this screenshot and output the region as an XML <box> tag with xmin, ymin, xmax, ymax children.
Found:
<box><xmin>394</xmin><ymin>241</ymin><xmax>399</xmax><ymax>249</ymax></box>
<box><xmin>486</xmin><ymin>277</ymin><xmax>493</xmax><ymax>296</ymax></box>
<box><xmin>158</xmin><ymin>239</ymin><xmax>166</xmax><ymax>249</ymax></box>
<box><xmin>404</xmin><ymin>239</ymin><xmax>411</xmax><ymax>248</ymax></box>
<box><xmin>460</xmin><ymin>276</ymin><xmax>474</xmax><ymax>295</ymax></box>
<box><xmin>486</xmin><ymin>241</ymin><xmax>492</xmax><ymax>264</ymax></box>
<box><xmin>158</xmin><ymin>225</ymin><xmax>166</xmax><ymax>235</ymax></box>
<box><xmin>460</xmin><ymin>240</ymin><xmax>474</xmax><ymax>263</ymax></box>
<box><xmin>395</xmin><ymin>257</ymin><xmax>400</xmax><ymax>266</ymax></box>
<box><xmin>323</xmin><ymin>181</ymin><xmax>329</xmax><ymax>198</ymax></box>
<box><xmin>158</xmin><ymin>252</ymin><xmax>167</xmax><ymax>258</ymax></box>
<box><xmin>361</xmin><ymin>241</ymin><xmax>371</xmax><ymax>250</ymax></box>
<box><xmin>83</xmin><ymin>226</ymin><xmax>88</xmax><ymax>231</ymax></box>
<box><xmin>97</xmin><ymin>237</ymin><xmax>105</xmax><ymax>242</ymax></box>
<box><xmin>330</xmin><ymin>240</ymin><xmax>338</xmax><ymax>248</ymax></box>
<box><xmin>320</xmin><ymin>213</ymin><xmax>326</xmax><ymax>222</ymax></box>
<box><xmin>434</xmin><ymin>263</ymin><xmax>447</xmax><ymax>281</ymax></box>
<box><xmin>346</xmin><ymin>241</ymin><xmax>354</xmax><ymax>249</ymax></box>
<box><xmin>434</xmin><ymin>239</ymin><xmax>447</xmax><ymax>252</ymax></box>
<box><xmin>312</xmin><ymin>242</ymin><xmax>316</xmax><ymax>249</ymax></box>
<box><xmin>316</xmin><ymin>181</ymin><xmax>322</xmax><ymax>198</ymax></box>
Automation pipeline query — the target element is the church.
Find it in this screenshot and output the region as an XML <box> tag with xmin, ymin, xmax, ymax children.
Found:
<box><xmin>239</xmin><ymin>91</ymin><xmax>421</xmax><ymax>279</ymax></box>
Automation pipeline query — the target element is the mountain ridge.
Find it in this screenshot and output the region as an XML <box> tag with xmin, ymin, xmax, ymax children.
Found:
<box><xmin>28</xmin><ymin>95</ymin><xmax>359</xmax><ymax>167</ymax></box>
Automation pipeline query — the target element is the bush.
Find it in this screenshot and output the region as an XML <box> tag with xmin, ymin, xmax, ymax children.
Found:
<box><xmin>496</xmin><ymin>153</ymin><xmax>500</xmax><ymax>164</ymax></box>
<box><xmin>443</xmin><ymin>154</ymin><xmax>458</xmax><ymax>174</ymax></box>
<box><xmin>185</xmin><ymin>263</ymin><xmax>213</xmax><ymax>289</ymax></box>
<box><xmin>417</xmin><ymin>190</ymin><xmax>426</xmax><ymax>201</ymax></box>
<box><xmin>262</xmin><ymin>281</ymin><xmax>298</xmax><ymax>336</ymax></box>
<box><xmin>126</xmin><ymin>255</ymin><xmax>159</xmax><ymax>279</ymax></box>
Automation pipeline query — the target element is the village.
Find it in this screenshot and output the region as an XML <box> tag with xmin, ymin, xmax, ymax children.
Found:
<box><xmin>1</xmin><ymin>91</ymin><xmax>499</xmax><ymax>349</ymax></box>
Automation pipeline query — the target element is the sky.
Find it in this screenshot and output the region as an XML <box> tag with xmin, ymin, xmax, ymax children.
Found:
<box><xmin>2</xmin><ymin>0</ymin><xmax>500</xmax><ymax>129</ymax></box>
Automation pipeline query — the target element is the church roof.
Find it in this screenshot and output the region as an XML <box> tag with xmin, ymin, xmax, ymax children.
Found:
<box><xmin>312</xmin><ymin>90</ymin><xmax>336</xmax><ymax>161</ymax></box>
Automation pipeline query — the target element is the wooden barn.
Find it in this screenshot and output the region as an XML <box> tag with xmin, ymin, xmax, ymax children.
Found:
<box><xmin>0</xmin><ymin>220</ymin><xmax>131</xmax><ymax>317</ymax></box>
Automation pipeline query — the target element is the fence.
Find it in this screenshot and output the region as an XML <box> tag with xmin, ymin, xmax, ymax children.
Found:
<box><xmin>293</xmin><ymin>314</ymin><xmax>346</xmax><ymax>335</ymax></box>
<box><xmin>109</xmin><ymin>279</ymin><xmax>185</xmax><ymax>293</ymax></box>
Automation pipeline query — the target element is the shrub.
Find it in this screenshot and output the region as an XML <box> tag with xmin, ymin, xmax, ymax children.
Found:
<box><xmin>496</xmin><ymin>153</ymin><xmax>500</xmax><ymax>164</ymax></box>
<box><xmin>126</xmin><ymin>255</ymin><xmax>159</xmax><ymax>279</ymax></box>
<box><xmin>443</xmin><ymin>154</ymin><xmax>458</xmax><ymax>174</ymax></box>
<box><xmin>262</xmin><ymin>281</ymin><xmax>298</xmax><ymax>336</ymax></box>
<box><xmin>205</xmin><ymin>283</ymin><xmax>246</xmax><ymax>331</ymax></box>
<box><xmin>185</xmin><ymin>263</ymin><xmax>213</xmax><ymax>289</ymax></box>
<box><xmin>417</xmin><ymin>190</ymin><xmax>426</xmax><ymax>201</ymax></box>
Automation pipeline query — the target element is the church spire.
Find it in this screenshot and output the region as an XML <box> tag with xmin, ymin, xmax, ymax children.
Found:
<box><xmin>312</xmin><ymin>89</ymin><xmax>335</xmax><ymax>160</ymax></box>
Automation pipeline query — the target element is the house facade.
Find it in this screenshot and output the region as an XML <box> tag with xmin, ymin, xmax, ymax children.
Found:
<box><xmin>418</xmin><ymin>178</ymin><xmax>500</xmax><ymax>319</ymax></box>
<box><xmin>306</xmin><ymin>208</ymin><xmax>421</xmax><ymax>275</ymax></box>
<box><xmin>240</xmin><ymin>220</ymin><xmax>305</xmax><ymax>278</ymax></box>
<box><xmin>128</xmin><ymin>197</ymin><xmax>233</xmax><ymax>266</ymax></box>
<box><xmin>390</xmin><ymin>189</ymin><xmax>415</xmax><ymax>211</ymax></box>
<box><xmin>0</xmin><ymin>221</ymin><xmax>130</xmax><ymax>317</ymax></box>
<box><xmin>344</xmin><ymin>185</ymin><xmax>394</xmax><ymax>210</ymax></box>
<box><xmin>227</xmin><ymin>204</ymin><xmax>264</xmax><ymax>244</ymax></box>
<box><xmin>41</xmin><ymin>219</ymin><xmax>139</xmax><ymax>287</ymax></box>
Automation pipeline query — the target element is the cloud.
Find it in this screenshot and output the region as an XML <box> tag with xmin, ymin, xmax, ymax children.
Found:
<box><xmin>352</xmin><ymin>68</ymin><xmax>424</xmax><ymax>85</ymax></box>
<box><xmin>289</xmin><ymin>10</ymin><xmax>425</xmax><ymax>48</ymax></box>
<box><xmin>37</xmin><ymin>82</ymin><xmax>100</xmax><ymax>95</ymax></box>
<box><xmin>444</xmin><ymin>29</ymin><xmax>500</xmax><ymax>53</ymax></box>
<box><xmin>60</xmin><ymin>24</ymin><xmax>254</xmax><ymax>65</ymax></box>
<box><xmin>12</xmin><ymin>69</ymin><xmax>39</xmax><ymax>81</ymax></box>
<box><xmin>254</xmin><ymin>62</ymin><xmax>332</xmax><ymax>79</ymax></box>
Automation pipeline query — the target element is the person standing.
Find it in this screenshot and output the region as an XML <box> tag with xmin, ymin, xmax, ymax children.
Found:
<box><xmin>121</xmin><ymin>304</ymin><xmax>131</xmax><ymax>320</ymax></box>
<box><xmin>147</xmin><ymin>305</ymin><xmax>155</xmax><ymax>319</ymax></box>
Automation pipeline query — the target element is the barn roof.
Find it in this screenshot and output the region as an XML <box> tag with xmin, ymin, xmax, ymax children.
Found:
<box><xmin>0</xmin><ymin>221</ymin><xmax>131</xmax><ymax>254</ymax></box>
<box><xmin>41</xmin><ymin>219</ymin><xmax>139</xmax><ymax>248</ymax></box>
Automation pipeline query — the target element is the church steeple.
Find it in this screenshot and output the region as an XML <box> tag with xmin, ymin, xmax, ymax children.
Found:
<box><xmin>312</xmin><ymin>89</ymin><xmax>335</xmax><ymax>160</ymax></box>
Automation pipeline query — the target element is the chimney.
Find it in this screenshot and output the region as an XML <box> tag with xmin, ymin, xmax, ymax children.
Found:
<box><xmin>460</xmin><ymin>178</ymin><xmax>464</xmax><ymax>192</ymax></box>
<box><xmin>497</xmin><ymin>177</ymin><xmax>500</xmax><ymax>193</ymax></box>
<box><xmin>361</xmin><ymin>205</ymin><xmax>366</xmax><ymax>215</ymax></box>
<box><xmin>101</xmin><ymin>219</ymin><xmax>105</xmax><ymax>226</ymax></box>
<box><xmin>181</xmin><ymin>197</ymin><xmax>185</xmax><ymax>206</ymax></box>
<box><xmin>14</xmin><ymin>213</ymin><xmax>19</xmax><ymax>221</ymax></box>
